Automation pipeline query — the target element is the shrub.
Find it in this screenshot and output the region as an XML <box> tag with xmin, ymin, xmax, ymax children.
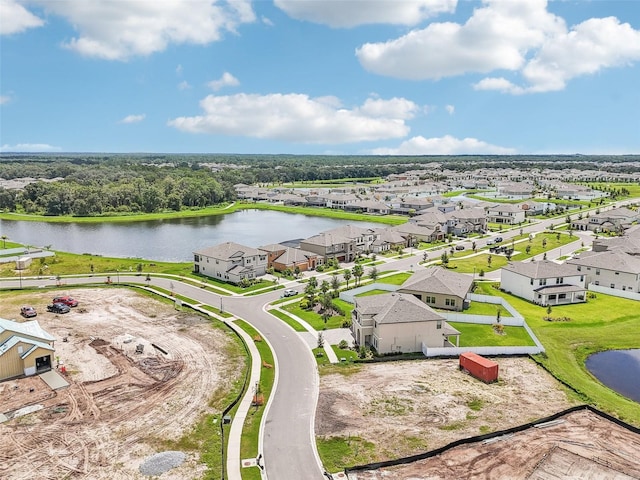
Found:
<box><xmin>338</xmin><ymin>340</ymin><xmax>348</xmax><ymax>349</ymax></box>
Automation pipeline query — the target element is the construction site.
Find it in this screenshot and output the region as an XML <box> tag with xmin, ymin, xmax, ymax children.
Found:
<box><xmin>0</xmin><ymin>288</ymin><xmax>244</xmax><ymax>480</ymax></box>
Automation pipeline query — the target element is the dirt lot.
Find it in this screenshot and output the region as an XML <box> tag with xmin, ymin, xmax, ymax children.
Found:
<box><xmin>0</xmin><ymin>288</ymin><xmax>244</xmax><ymax>480</ymax></box>
<box><xmin>346</xmin><ymin>408</ymin><xmax>640</xmax><ymax>479</ymax></box>
<box><xmin>316</xmin><ymin>357</ymin><xmax>577</xmax><ymax>468</ymax></box>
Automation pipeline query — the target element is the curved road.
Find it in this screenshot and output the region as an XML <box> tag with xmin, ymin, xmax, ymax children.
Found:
<box><xmin>1</xmin><ymin>204</ymin><xmax>612</xmax><ymax>478</ymax></box>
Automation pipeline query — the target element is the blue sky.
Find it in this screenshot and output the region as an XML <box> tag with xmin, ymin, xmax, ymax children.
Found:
<box><xmin>1</xmin><ymin>0</ymin><xmax>639</xmax><ymax>155</ymax></box>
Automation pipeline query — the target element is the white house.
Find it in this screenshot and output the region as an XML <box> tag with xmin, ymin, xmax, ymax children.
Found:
<box><xmin>193</xmin><ymin>242</ymin><xmax>268</xmax><ymax>284</ymax></box>
<box><xmin>486</xmin><ymin>204</ymin><xmax>526</xmax><ymax>225</ymax></box>
<box><xmin>351</xmin><ymin>292</ymin><xmax>460</xmax><ymax>354</ymax></box>
<box><xmin>567</xmin><ymin>249</ymin><xmax>640</xmax><ymax>293</ymax></box>
<box><xmin>500</xmin><ymin>260</ymin><xmax>586</xmax><ymax>306</ymax></box>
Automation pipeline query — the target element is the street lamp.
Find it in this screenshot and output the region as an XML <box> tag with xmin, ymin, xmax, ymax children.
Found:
<box><xmin>116</xmin><ymin>269</ymin><xmax>120</xmax><ymax>284</ymax></box>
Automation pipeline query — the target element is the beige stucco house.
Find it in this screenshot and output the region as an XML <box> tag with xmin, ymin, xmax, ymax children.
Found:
<box><xmin>193</xmin><ymin>242</ymin><xmax>268</xmax><ymax>285</ymax></box>
<box><xmin>1</xmin><ymin>318</ymin><xmax>55</xmax><ymax>381</ymax></box>
<box><xmin>398</xmin><ymin>267</ymin><xmax>474</xmax><ymax>311</ymax></box>
<box><xmin>351</xmin><ymin>292</ymin><xmax>460</xmax><ymax>354</ymax></box>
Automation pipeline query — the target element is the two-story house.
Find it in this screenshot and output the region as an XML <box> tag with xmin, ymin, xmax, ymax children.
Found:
<box><xmin>500</xmin><ymin>260</ymin><xmax>586</xmax><ymax>306</ymax></box>
<box><xmin>486</xmin><ymin>203</ymin><xmax>526</xmax><ymax>225</ymax></box>
<box><xmin>299</xmin><ymin>232</ymin><xmax>356</xmax><ymax>263</ymax></box>
<box><xmin>567</xmin><ymin>249</ymin><xmax>640</xmax><ymax>293</ymax></box>
<box><xmin>351</xmin><ymin>292</ymin><xmax>460</xmax><ymax>354</ymax></box>
<box><xmin>193</xmin><ymin>242</ymin><xmax>268</xmax><ymax>284</ymax></box>
<box><xmin>398</xmin><ymin>267</ymin><xmax>474</xmax><ymax>312</ymax></box>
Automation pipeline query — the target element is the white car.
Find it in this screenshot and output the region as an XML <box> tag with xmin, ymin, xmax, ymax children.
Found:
<box><xmin>486</xmin><ymin>239</ymin><xmax>495</xmax><ymax>245</ymax></box>
<box><xmin>283</xmin><ymin>289</ymin><xmax>297</xmax><ymax>297</ymax></box>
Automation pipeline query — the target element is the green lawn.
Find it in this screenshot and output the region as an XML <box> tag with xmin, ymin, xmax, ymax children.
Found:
<box><xmin>355</xmin><ymin>289</ymin><xmax>390</xmax><ymax>297</ymax></box>
<box><xmin>448</xmin><ymin>322</ymin><xmax>536</xmax><ymax>347</ymax></box>
<box><xmin>475</xmin><ymin>282</ymin><xmax>640</xmax><ymax>426</ymax></box>
<box><xmin>449</xmin><ymin>231</ymin><xmax>579</xmax><ymax>273</ymax></box>
<box><xmin>376</xmin><ymin>272</ymin><xmax>413</xmax><ymax>285</ymax></box>
<box><xmin>463</xmin><ymin>301</ymin><xmax>512</xmax><ymax>317</ymax></box>
<box><xmin>282</xmin><ymin>299</ymin><xmax>353</xmax><ymax>330</ymax></box>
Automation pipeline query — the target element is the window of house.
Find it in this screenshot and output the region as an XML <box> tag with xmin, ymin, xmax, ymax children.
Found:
<box><xmin>596</xmin><ymin>269</ymin><xmax>600</xmax><ymax>275</ymax></box>
<box><xmin>549</xmin><ymin>294</ymin><xmax>557</xmax><ymax>300</ymax></box>
<box><xmin>445</xmin><ymin>299</ymin><xmax>450</xmax><ymax>306</ymax></box>
<box><xmin>611</xmin><ymin>283</ymin><xmax>615</xmax><ymax>288</ymax></box>
<box><xmin>530</xmin><ymin>278</ymin><xmax>534</xmax><ymax>285</ymax></box>
<box><xmin>580</xmin><ymin>275</ymin><xmax>584</xmax><ymax>282</ymax></box>
<box><xmin>436</xmin><ymin>320</ymin><xmax>442</xmax><ymax>329</ymax></box>
<box><xmin>577</xmin><ymin>266</ymin><xmax>582</xmax><ymax>271</ymax></box>
<box><xmin>194</xmin><ymin>255</ymin><xmax>200</xmax><ymax>262</ymax></box>
<box><xmin>615</xmin><ymin>271</ymin><xmax>619</xmax><ymax>275</ymax></box>
<box><xmin>540</xmin><ymin>278</ymin><xmax>547</xmax><ymax>286</ymax></box>
<box><xmin>556</xmin><ymin>277</ymin><xmax>563</xmax><ymax>284</ymax></box>
<box><xmin>559</xmin><ymin>293</ymin><xmax>566</xmax><ymax>299</ymax></box>
<box><xmin>595</xmin><ymin>281</ymin><xmax>600</xmax><ymax>285</ymax></box>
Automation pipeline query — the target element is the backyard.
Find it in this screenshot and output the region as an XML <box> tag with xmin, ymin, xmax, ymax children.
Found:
<box><xmin>475</xmin><ymin>282</ymin><xmax>640</xmax><ymax>425</ymax></box>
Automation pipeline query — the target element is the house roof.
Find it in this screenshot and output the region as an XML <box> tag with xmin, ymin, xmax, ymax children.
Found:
<box><xmin>502</xmin><ymin>260</ymin><xmax>581</xmax><ymax>279</ymax></box>
<box><xmin>533</xmin><ymin>284</ymin><xmax>586</xmax><ymax>294</ymax></box>
<box><xmin>272</xmin><ymin>247</ymin><xmax>318</xmax><ymax>264</ymax></box>
<box><xmin>321</xmin><ymin>224</ymin><xmax>377</xmax><ymax>239</ymax></box>
<box><xmin>357</xmin><ymin>292</ymin><xmax>446</xmax><ymax>325</ymax></box>
<box><xmin>194</xmin><ymin>242</ymin><xmax>262</xmax><ymax>259</ymax></box>
<box><xmin>0</xmin><ymin>318</ymin><xmax>55</xmax><ymax>342</ymax></box>
<box><xmin>0</xmin><ymin>335</ymin><xmax>55</xmax><ymax>357</ymax></box>
<box><xmin>567</xmin><ymin>249</ymin><xmax>640</xmax><ymax>274</ymax></box>
<box><xmin>488</xmin><ymin>204</ymin><xmax>523</xmax><ymax>213</ymax></box>
<box><xmin>399</xmin><ymin>267</ymin><xmax>474</xmax><ymax>299</ymax></box>
<box><xmin>301</xmin><ymin>232</ymin><xmax>352</xmax><ymax>247</ymax></box>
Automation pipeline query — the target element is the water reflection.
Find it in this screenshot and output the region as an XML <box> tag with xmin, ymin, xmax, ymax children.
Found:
<box><xmin>585</xmin><ymin>349</ymin><xmax>640</xmax><ymax>403</ymax></box>
<box><xmin>0</xmin><ymin>210</ymin><xmax>383</xmax><ymax>262</ymax></box>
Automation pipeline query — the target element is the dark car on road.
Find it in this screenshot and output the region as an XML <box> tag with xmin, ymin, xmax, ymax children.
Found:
<box><xmin>47</xmin><ymin>303</ymin><xmax>71</xmax><ymax>314</ymax></box>
<box><xmin>455</xmin><ymin>245</ymin><xmax>465</xmax><ymax>251</ymax></box>
<box><xmin>20</xmin><ymin>306</ymin><xmax>37</xmax><ymax>318</ymax></box>
<box><xmin>494</xmin><ymin>237</ymin><xmax>503</xmax><ymax>243</ymax></box>
<box><xmin>53</xmin><ymin>296</ymin><xmax>79</xmax><ymax>307</ymax></box>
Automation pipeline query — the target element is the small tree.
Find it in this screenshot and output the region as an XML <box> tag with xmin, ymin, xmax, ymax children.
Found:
<box><xmin>369</xmin><ymin>266</ymin><xmax>379</xmax><ymax>282</ymax></box>
<box><xmin>487</xmin><ymin>254</ymin><xmax>492</xmax><ymax>267</ymax></box>
<box><xmin>352</xmin><ymin>264</ymin><xmax>364</xmax><ymax>287</ymax></box>
<box><xmin>317</xmin><ymin>332</ymin><xmax>325</xmax><ymax>348</ymax></box>
<box><xmin>525</xmin><ymin>245</ymin><xmax>531</xmax><ymax>255</ymax></box>
<box><xmin>440</xmin><ymin>251</ymin><xmax>449</xmax><ymax>266</ymax></box>
<box><xmin>343</xmin><ymin>269</ymin><xmax>352</xmax><ymax>288</ymax></box>
<box><xmin>472</xmin><ymin>241</ymin><xmax>476</xmax><ymax>252</ymax></box>
<box><xmin>479</xmin><ymin>269</ymin><xmax>485</xmax><ymax>277</ymax></box>
<box><xmin>331</xmin><ymin>273</ymin><xmax>340</xmax><ymax>295</ymax></box>
<box><xmin>546</xmin><ymin>305</ymin><xmax>552</xmax><ymax>315</ymax></box>
<box><xmin>542</xmin><ymin>238</ymin><xmax>547</xmax><ymax>248</ymax></box>
<box><xmin>423</xmin><ymin>252</ymin><xmax>428</xmax><ymax>263</ymax></box>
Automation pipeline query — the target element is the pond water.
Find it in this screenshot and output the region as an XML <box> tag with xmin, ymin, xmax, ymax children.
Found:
<box><xmin>0</xmin><ymin>210</ymin><xmax>383</xmax><ymax>262</ymax></box>
<box><xmin>585</xmin><ymin>349</ymin><xmax>640</xmax><ymax>403</ymax></box>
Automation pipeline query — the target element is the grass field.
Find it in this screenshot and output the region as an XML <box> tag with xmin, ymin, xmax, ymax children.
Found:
<box><xmin>448</xmin><ymin>322</ymin><xmax>536</xmax><ymax>347</ymax></box>
<box><xmin>475</xmin><ymin>282</ymin><xmax>640</xmax><ymax>425</ymax></box>
<box><xmin>281</xmin><ymin>299</ymin><xmax>354</xmax><ymax>330</ymax></box>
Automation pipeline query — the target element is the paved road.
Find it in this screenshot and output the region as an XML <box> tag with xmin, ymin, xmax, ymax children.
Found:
<box><xmin>0</xmin><ymin>202</ymin><xmax>617</xmax><ymax>478</ymax></box>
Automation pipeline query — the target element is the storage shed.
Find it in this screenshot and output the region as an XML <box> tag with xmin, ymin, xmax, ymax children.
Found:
<box><xmin>459</xmin><ymin>352</ymin><xmax>499</xmax><ymax>383</ymax></box>
<box><xmin>16</xmin><ymin>256</ymin><xmax>32</xmax><ymax>270</ymax></box>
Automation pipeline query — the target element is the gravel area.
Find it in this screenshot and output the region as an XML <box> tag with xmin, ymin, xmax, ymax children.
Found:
<box><xmin>139</xmin><ymin>451</ymin><xmax>187</xmax><ymax>476</ymax></box>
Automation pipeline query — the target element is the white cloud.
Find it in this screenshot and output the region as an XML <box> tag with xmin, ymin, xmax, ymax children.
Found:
<box><xmin>356</xmin><ymin>0</ymin><xmax>563</xmax><ymax>80</ymax></box>
<box><xmin>275</xmin><ymin>0</ymin><xmax>456</xmax><ymax>28</ymax></box>
<box><xmin>178</xmin><ymin>80</ymin><xmax>192</xmax><ymax>90</ymax></box>
<box><xmin>176</xmin><ymin>64</ymin><xmax>183</xmax><ymax>75</ymax></box>
<box><xmin>208</xmin><ymin>72</ymin><xmax>240</xmax><ymax>91</ymax></box>
<box><xmin>370</xmin><ymin>135</ymin><xmax>515</xmax><ymax>155</ymax></box>
<box><xmin>119</xmin><ymin>114</ymin><xmax>146</xmax><ymax>124</ymax></box>
<box><xmin>0</xmin><ymin>143</ymin><xmax>61</xmax><ymax>152</ymax></box>
<box><xmin>0</xmin><ymin>0</ymin><xmax>43</xmax><ymax>35</ymax></box>
<box><xmin>357</xmin><ymin>0</ymin><xmax>640</xmax><ymax>93</ymax></box>
<box><xmin>0</xmin><ymin>95</ymin><xmax>11</xmax><ymax>105</ymax></box>
<box><xmin>445</xmin><ymin>104</ymin><xmax>455</xmax><ymax>115</ymax></box>
<box><xmin>168</xmin><ymin>93</ymin><xmax>416</xmax><ymax>144</ymax></box>
<box><xmin>33</xmin><ymin>0</ymin><xmax>256</xmax><ymax>60</ymax></box>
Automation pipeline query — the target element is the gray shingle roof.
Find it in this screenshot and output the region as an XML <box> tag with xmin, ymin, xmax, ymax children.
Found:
<box><xmin>194</xmin><ymin>242</ymin><xmax>261</xmax><ymax>259</ymax></box>
<box><xmin>502</xmin><ymin>260</ymin><xmax>581</xmax><ymax>279</ymax></box>
<box><xmin>568</xmin><ymin>249</ymin><xmax>640</xmax><ymax>274</ymax></box>
<box><xmin>399</xmin><ymin>267</ymin><xmax>473</xmax><ymax>299</ymax></box>
<box><xmin>356</xmin><ymin>293</ymin><xmax>445</xmax><ymax>324</ymax></box>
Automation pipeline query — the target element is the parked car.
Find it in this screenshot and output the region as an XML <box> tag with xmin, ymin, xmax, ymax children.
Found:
<box><xmin>455</xmin><ymin>245</ymin><xmax>465</xmax><ymax>251</ymax></box>
<box><xmin>53</xmin><ymin>296</ymin><xmax>79</xmax><ymax>307</ymax></box>
<box><xmin>283</xmin><ymin>289</ymin><xmax>297</xmax><ymax>297</ymax></box>
<box><xmin>494</xmin><ymin>237</ymin><xmax>503</xmax><ymax>243</ymax></box>
<box><xmin>486</xmin><ymin>239</ymin><xmax>495</xmax><ymax>245</ymax></box>
<box><xmin>20</xmin><ymin>306</ymin><xmax>37</xmax><ymax>318</ymax></box>
<box><xmin>47</xmin><ymin>303</ymin><xmax>71</xmax><ymax>314</ymax></box>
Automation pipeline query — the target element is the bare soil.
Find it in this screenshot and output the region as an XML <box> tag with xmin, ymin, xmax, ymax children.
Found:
<box><xmin>346</xmin><ymin>409</ymin><xmax>640</xmax><ymax>479</ymax></box>
<box><xmin>0</xmin><ymin>288</ymin><xmax>243</xmax><ymax>480</ymax></box>
<box><xmin>317</xmin><ymin>357</ymin><xmax>577</xmax><ymax>467</ymax></box>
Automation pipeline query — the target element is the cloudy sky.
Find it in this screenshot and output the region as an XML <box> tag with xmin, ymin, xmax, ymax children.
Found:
<box><xmin>1</xmin><ymin>0</ymin><xmax>639</xmax><ymax>155</ymax></box>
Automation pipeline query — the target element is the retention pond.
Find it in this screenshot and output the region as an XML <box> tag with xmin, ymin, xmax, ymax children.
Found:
<box><xmin>585</xmin><ymin>349</ymin><xmax>640</xmax><ymax>403</ymax></box>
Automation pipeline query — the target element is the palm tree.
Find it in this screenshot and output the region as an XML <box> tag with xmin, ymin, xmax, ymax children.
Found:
<box><xmin>331</xmin><ymin>273</ymin><xmax>340</xmax><ymax>295</ymax></box>
<box><xmin>343</xmin><ymin>269</ymin><xmax>352</xmax><ymax>288</ymax></box>
<box><xmin>352</xmin><ymin>264</ymin><xmax>364</xmax><ymax>287</ymax></box>
<box><xmin>320</xmin><ymin>280</ymin><xmax>330</xmax><ymax>296</ymax></box>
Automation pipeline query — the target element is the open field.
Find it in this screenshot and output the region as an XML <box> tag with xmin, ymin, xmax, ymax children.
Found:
<box><xmin>316</xmin><ymin>357</ymin><xmax>576</xmax><ymax>472</ymax></box>
<box><xmin>0</xmin><ymin>288</ymin><xmax>245</xmax><ymax>480</ymax></box>
<box><xmin>347</xmin><ymin>408</ymin><xmax>640</xmax><ymax>479</ymax></box>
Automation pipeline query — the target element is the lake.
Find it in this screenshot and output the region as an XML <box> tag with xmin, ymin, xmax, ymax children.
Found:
<box><xmin>0</xmin><ymin>210</ymin><xmax>384</xmax><ymax>262</ymax></box>
<box><xmin>585</xmin><ymin>349</ymin><xmax>640</xmax><ymax>403</ymax></box>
